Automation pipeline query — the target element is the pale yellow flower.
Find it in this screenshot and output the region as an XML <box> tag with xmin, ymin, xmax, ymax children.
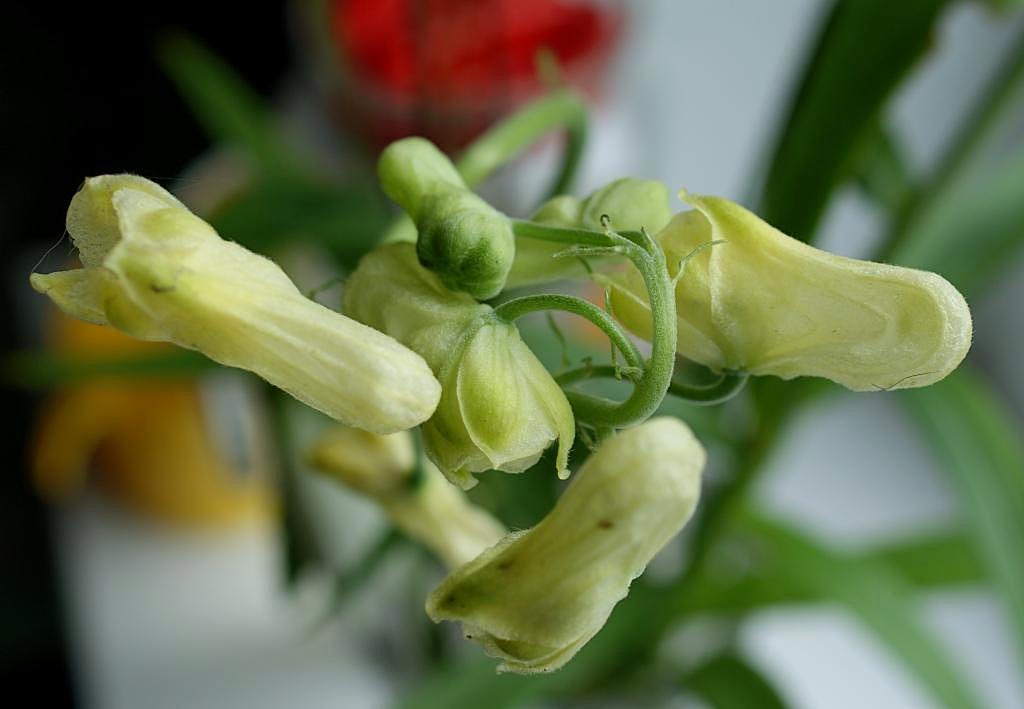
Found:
<box><xmin>344</xmin><ymin>243</ymin><xmax>575</xmax><ymax>488</ymax></box>
<box><xmin>30</xmin><ymin>175</ymin><xmax>441</xmax><ymax>433</ymax></box>
<box><xmin>607</xmin><ymin>191</ymin><xmax>972</xmax><ymax>391</ymax></box>
<box><xmin>426</xmin><ymin>417</ymin><xmax>705</xmax><ymax>674</ymax></box>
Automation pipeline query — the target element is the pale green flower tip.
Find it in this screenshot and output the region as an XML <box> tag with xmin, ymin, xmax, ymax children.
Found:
<box><xmin>378</xmin><ymin>137</ymin><xmax>465</xmax><ymax>215</ymax></box>
<box><xmin>425</xmin><ymin>417</ymin><xmax>704</xmax><ymax>674</ymax></box>
<box><xmin>29</xmin><ymin>269</ymin><xmax>110</xmax><ymax>326</ymax></box>
<box><xmin>581</xmin><ymin>178</ymin><xmax>673</xmax><ymax>234</ymax></box>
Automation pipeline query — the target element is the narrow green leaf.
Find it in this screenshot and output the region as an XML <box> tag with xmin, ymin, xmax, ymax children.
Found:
<box><xmin>900</xmin><ymin>368</ymin><xmax>1024</xmax><ymax>660</ymax></box>
<box><xmin>684</xmin><ymin>654</ymin><xmax>788</xmax><ymax>709</ymax></box>
<box><xmin>881</xmin><ymin>30</ymin><xmax>1024</xmax><ymax>275</ymax></box>
<box><xmin>759</xmin><ymin>0</ymin><xmax>949</xmax><ymax>241</ymax></box>
<box><xmin>157</xmin><ymin>34</ymin><xmax>304</xmax><ymax>178</ymax></box>
<box><xmin>680</xmin><ymin>529</ymin><xmax>987</xmax><ymax>615</ymax></box>
<box><xmin>743</xmin><ymin>512</ymin><xmax>983</xmax><ymax>709</ymax></box>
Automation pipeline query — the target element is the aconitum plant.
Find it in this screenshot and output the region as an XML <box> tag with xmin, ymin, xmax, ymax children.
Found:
<box><xmin>29</xmin><ymin>91</ymin><xmax>971</xmax><ymax>676</ymax></box>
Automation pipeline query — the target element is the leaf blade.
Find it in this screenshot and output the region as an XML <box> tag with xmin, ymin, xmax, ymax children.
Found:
<box><xmin>900</xmin><ymin>368</ymin><xmax>1024</xmax><ymax>660</ymax></box>
<box><xmin>758</xmin><ymin>0</ymin><xmax>949</xmax><ymax>241</ymax></box>
<box><xmin>743</xmin><ymin>512</ymin><xmax>984</xmax><ymax>709</ymax></box>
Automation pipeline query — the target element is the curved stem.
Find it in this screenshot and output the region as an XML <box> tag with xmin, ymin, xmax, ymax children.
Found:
<box><xmin>511</xmin><ymin>219</ymin><xmax>616</xmax><ymax>248</ymax></box>
<box><xmin>456</xmin><ymin>89</ymin><xmax>588</xmax><ymax>197</ymax></box>
<box><xmin>494</xmin><ymin>294</ymin><xmax>644</xmax><ymax>372</ymax></box>
<box><xmin>564</xmin><ymin>246</ymin><xmax>675</xmax><ymax>427</ymax></box>
<box><xmin>668</xmin><ymin>371</ymin><xmax>750</xmax><ymax>406</ymax></box>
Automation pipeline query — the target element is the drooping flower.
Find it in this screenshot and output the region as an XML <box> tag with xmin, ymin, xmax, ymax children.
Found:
<box><xmin>607</xmin><ymin>191</ymin><xmax>972</xmax><ymax>391</ymax></box>
<box><xmin>30</xmin><ymin>175</ymin><xmax>441</xmax><ymax>433</ymax></box>
<box><xmin>307</xmin><ymin>426</ymin><xmax>505</xmax><ymax>569</ymax></box>
<box><xmin>344</xmin><ymin>243</ymin><xmax>575</xmax><ymax>488</ymax></box>
<box><xmin>425</xmin><ymin>417</ymin><xmax>705</xmax><ymax>674</ymax></box>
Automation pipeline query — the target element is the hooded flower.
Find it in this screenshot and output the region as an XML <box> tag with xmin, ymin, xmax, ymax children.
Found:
<box><xmin>607</xmin><ymin>191</ymin><xmax>973</xmax><ymax>391</ymax></box>
<box><xmin>307</xmin><ymin>426</ymin><xmax>505</xmax><ymax>569</ymax></box>
<box><xmin>30</xmin><ymin>175</ymin><xmax>441</xmax><ymax>433</ymax></box>
<box><xmin>425</xmin><ymin>417</ymin><xmax>705</xmax><ymax>674</ymax></box>
<box><xmin>344</xmin><ymin>243</ymin><xmax>575</xmax><ymax>488</ymax></box>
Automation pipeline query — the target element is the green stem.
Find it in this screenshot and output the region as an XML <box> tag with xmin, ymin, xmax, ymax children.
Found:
<box><xmin>509</xmin><ymin>220</ymin><xmax>678</xmax><ymax>428</ymax></box>
<box><xmin>668</xmin><ymin>371</ymin><xmax>750</xmax><ymax>406</ymax></box>
<box><xmin>511</xmin><ymin>219</ymin><xmax>615</xmax><ymax>248</ymax></box>
<box><xmin>456</xmin><ymin>89</ymin><xmax>588</xmax><ymax>197</ymax></box>
<box><xmin>494</xmin><ymin>294</ymin><xmax>644</xmax><ymax>372</ymax></box>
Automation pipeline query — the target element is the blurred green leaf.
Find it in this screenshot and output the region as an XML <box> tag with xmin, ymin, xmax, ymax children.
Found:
<box><xmin>882</xmin><ymin>31</ymin><xmax>1024</xmax><ymax>282</ymax></box>
<box><xmin>158</xmin><ymin>34</ymin><xmax>304</xmax><ymax>178</ymax></box>
<box><xmin>890</xmin><ymin>148</ymin><xmax>1024</xmax><ymax>295</ymax></box>
<box><xmin>850</xmin><ymin>123</ymin><xmax>915</xmax><ymax>214</ymax></box>
<box><xmin>742</xmin><ymin>512</ymin><xmax>983</xmax><ymax>709</ymax></box>
<box><xmin>759</xmin><ymin>0</ymin><xmax>949</xmax><ymax>241</ymax></box>
<box><xmin>681</xmin><ymin>529</ymin><xmax>986</xmax><ymax>615</ymax></box>
<box><xmin>209</xmin><ymin>178</ymin><xmax>389</xmax><ymax>268</ymax></box>
<box><xmin>900</xmin><ymin>368</ymin><xmax>1024</xmax><ymax>659</ymax></box>
<box><xmin>684</xmin><ymin>654</ymin><xmax>788</xmax><ymax>709</ymax></box>
<box><xmin>5</xmin><ymin>349</ymin><xmax>216</xmax><ymax>388</ymax></box>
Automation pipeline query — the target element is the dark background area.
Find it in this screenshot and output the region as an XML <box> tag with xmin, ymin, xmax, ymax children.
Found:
<box><xmin>0</xmin><ymin>3</ymin><xmax>289</xmax><ymax>702</ymax></box>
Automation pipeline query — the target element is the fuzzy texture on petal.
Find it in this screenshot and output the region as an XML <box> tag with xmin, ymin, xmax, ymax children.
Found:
<box><xmin>345</xmin><ymin>244</ymin><xmax>575</xmax><ymax>488</ymax></box>
<box><xmin>607</xmin><ymin>192</ymin><xmax>973</xmax><ymax>391</ymax></box>
<box><xmin>426</xmin><ymin>417</ymin><xmax>704</xmax><ymax>674</ymax></box>
<box><xmin>31</xmin><ymin>175</ymin><xmax>441</xmax><ymax>433</ymax></box>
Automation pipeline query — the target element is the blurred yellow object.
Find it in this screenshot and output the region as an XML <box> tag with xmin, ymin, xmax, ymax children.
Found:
<box><xmin>31</xmin><ymin>313</ymin><xmax>274</xmax><ymax>527</ymax></box>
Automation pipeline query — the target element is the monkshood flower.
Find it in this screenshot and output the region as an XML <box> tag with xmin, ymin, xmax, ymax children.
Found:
<box><xmin>425</xmin><ymin>417</ymin><xmax>705</xmax><ymax>674</ymax></box>
<box><xmin>607</xmin><ymin>191</ymin><xmax>973</xmax><ymax>391</ymax></box>
<box><xmin>307</xmin><ymin>426</ymin><xmax>506</xmax><ymax>569</ymax></box>
<box><xmin>507</xmin><ymin>177</ymin><xmax>673</xmax><ymax>288</ymax></box>
<box><xmin>379</xmin><ymin>137</ymin><xmax>515</xmax><ymax>300</ymax></box>
<box><xmin>30</xmin><ymin>175</ymin><xmax>441</xmax><ymax>433</ymax></box>
<box><xmin>344</xmin><ymin>243</ymin><xmax>575</xmax><ymax>488</ymax></box>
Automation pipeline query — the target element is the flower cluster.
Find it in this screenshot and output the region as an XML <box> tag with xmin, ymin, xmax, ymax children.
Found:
<box><xmin>30</xmin><ymin>123</ymin><xmax>971</xmax><ymax>673</ymax></box>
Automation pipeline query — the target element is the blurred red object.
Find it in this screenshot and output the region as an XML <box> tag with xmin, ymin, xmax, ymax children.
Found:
<box><xmin>325</xmin><ymin>0</ymin><xmax>621</xmax><ymax>151</ymax></box>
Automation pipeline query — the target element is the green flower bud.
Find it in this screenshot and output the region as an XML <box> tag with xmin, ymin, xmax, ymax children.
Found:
<box><xmin>532</xmin><ymin>194</ymin><xmax>584</xmax><ymax>228</ymax></box>
<box><xmin>345</xmin><ymin>244</ymin><xmax>575</xmax><ymax>488</ymax></box>
<box><xmin>426</xmin><ymin>417</ymin><xmax>705</xmax><ymax>674</ymax></box>
<box><xmin>607</xmin><ymin>191</ymin><xmax>973</xmax><ymax>391</ymax></box>
<box><xmin>579</xmin><ymin>177</ymin><xmax>673</xmax><ymax>233</ymax></box>
<box><xmin>307</xmin><ymin>427</ymin><xmax>505</xmax><ymax>569</ymax></box>
<box><xmin>506</xmin><ymin>195</ymin><xmax>585</xmax><ymax>288</ymax></box>
<box><xmin>415</xmin><ymin>188</ymin><xmax>515</xmax><ymax>300</ymax></box>
<box><xmin>505</xmin><ymin>179</ymin><xmax>672</xmax><ymax>290</ymax></box>
<box><xmin>378</xmin><ymin>137</ymin><xmax>515</xmax><ymax>300</ymax></box>
<box><xmin>30</xmin><ymin>175</ymin><xmax>441</xmax><ymax>433</ymax></box>
<box><xmin>378</xmin><ymin>137</ymin><xmax>465</xmax><ymax>216</ymax></box>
